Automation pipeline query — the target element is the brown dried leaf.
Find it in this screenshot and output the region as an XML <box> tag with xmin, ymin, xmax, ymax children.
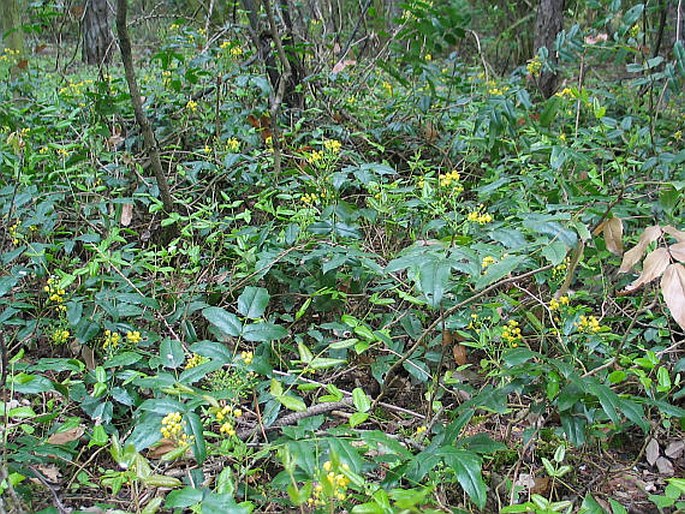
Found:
<box><xmin>47</xmin><ymin>426</ymin><xmax>84</xmax><ymax>445</ymax></box>
<box><xmin>624</xmin><ymin>247</ymin><xmax>670</xmax><ymax>292</ymax></box>
<box><xmin>646</xmin><ymin>438</ymin><xmax>660</xmax><ymax>466</ymax></box>
<box><xmin>36</xmin><ymin>464</ymin><xmax>61</xmax><ymax>483</ymax></box>
<box><xmin>619</xmin><ymin>225</ymin><xmax>662</xmax><ymax>273</ymax></box>
<box><xmin>603</xmin><ymin>217</ymin><xmax>624</xmax><ymax>256</ymax></box>
<box><xmin>662</xmin><ymin>225</ymin><xmax>685</xmax><ymax>243</ymax></box>
<box><xmin>146</xmin><ymin>438</ymin><xmax>178</xmax><ymax>459</ymax></box>
<box><xmin>453</xmin><ymin>343</ymin><xmax>468</xmax><ymax>366</ymax></box>
<box><xmin>120</xmin><ymin>203</ymin><xmax>133</xmax><ymax>227</ymax></box>
<box><xmin>669</xmin><ymin>242</ymin><xmax>685</xmax><ymax>262</ymax></box>
<box><xmin>331</xmin><ymin>59</ymin><xmax>356</xmax><ymax>74</ymax></box>
<box><xmin>656</xmin><ymin>456</ymin><xmax>675</xmax><ymax>476</ymax></box>
<box><xmin>665</xmin><ymin>441</ymin><xmax>685</xmax><ymax>459</ymax></box>
<box><xmin>661</xmin><ymin>263</ymin><xmax>685</xmax><ymax>330</ymax></box>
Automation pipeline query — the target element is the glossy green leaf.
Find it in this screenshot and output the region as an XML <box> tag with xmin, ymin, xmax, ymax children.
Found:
<box><xmin>237</xmin><ymin>286</ymin><xmax>270</xmax><ymax>319</ymax></box>
<box><xmin>202</xmin><ymin>307</ymin><xmax>242</xmax><ymax>337</ymax></box>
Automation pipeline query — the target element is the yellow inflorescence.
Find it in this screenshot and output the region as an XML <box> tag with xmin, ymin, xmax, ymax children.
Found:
<box><xmin>467</xmin><ymin>205</ymin><xmax>493</xmax><ymax>225</ymax></box>
<box><xmin>307</xmin><ymin>150</ymin><xmax>324</xmax><ymax>165</ymax></box>
<box><xmin>576</xmin><ymin>315</ymin><xmax>601</xmax><ymax>334</ymax></box>
<box><xmin>186</xmin><ymin>100</ymin><xmax>198</xmax><ymax>112</ymax></box>
<box><xmin>549</xmin><ymin>296</ymin><xmax>570</xmax><ymax>311</ymax></box>
<box><xmin>102</xmin><ymin>330</ymin><xmax>121</xmax><ymax>350</ymax></box>
<box><xmin>160</xmin><ymin>412</ymin><xmax>188</xmax><ymax>442</ymax></box>
<box><xmin>308</xmin><ymin>461</ymin><xmax>351</xmax><ymax>506</ymax></box>
<box><xmin>44</xmin><ymin>277</ymin><xmax>67</xmax><ymax>312</ymax></box>
<box><xmin>526</xmin><ymin>56</ymin><xmax>543</xmax><ymax>77</ymax></box>
<box><xmin>215</xmin><ymin>405</ymin><xmax>242</xmax><ymax>437</ymax></box>
<box><xmin>126</xmin><ymin>330</ymin><xmax>142</xmax><ymax>344</ymax></box>
<box><xmin>184</xmin><ymin>352</ymin><xmax>207</xmax><ymax>369</ymax></box>
<box><xmin>240</xmin><ymin>351</ymin><xmax>253</xmax><ymax>365</ymax></box>
<box><xmin>481</xmin><ymin>255</ymin><xmax>497</xmax><ymax>269</ymax></box>
<box><xmin>9</xmin><ymin>221</ymin><xmax>20</xmax><ymax>245</ymax></box>
<box><xmin>323</xmin><ymin>139</ymin><xmax>342</xmax><ymax>154</ymax></box>
<box><xmin>226</xmin><ymin>138</ymin><xmax>241</xmax><ymax>153</ymax></box>
<box><xmin>51</xmin><ymin>329</ymin><xmax>70</xmax><ymax>345</ymax></box>
<box><xmin>502</xmin><ymin>320</ymin><xmax>522</xmax><ymax>347</ymax></box>
<box><xmin>439</xmin><ymin>169</ymin><xmax>463</xmax><ymax>191</ymax></box>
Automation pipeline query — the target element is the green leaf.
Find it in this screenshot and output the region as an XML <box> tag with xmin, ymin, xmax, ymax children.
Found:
<box><xmin>352</xmin><ymin>387</ymin><xmax>371</xmax><ymax>412</ymax></box>
<box><xmin>104</xmin><ymin>351</ymin><xmax>143</xmax><ymax>369</ymax></box>
<box><xmin>439</xmin><ymin>448</ymin><xmax>487</xmax><ymax>509</ymax></box>
<box><xmin>242</xmin><ymin>322</ymin><xmax>287</xmax><ymax>342</ymax></box>
<box><xmin>139</xmin><ymin>398</ymin><xmax>186</xmax><ymax>415</ymax></box>
<box><xmin>278</xmin><ymin>394</ymin><xmax>307</xmax><ymax>412</ymax></box>
<box><xmin>160</xmin><ymin>339</ymin><xmax>185</xmax><ymax>369</ymax></box>
<box><xmin>189</xmin><ymin>341</ymin><xmax>233</xmax><ymax>363</ymax></box>
<box><xmin>216</xmin><ymin>466</ymin><xmax>235</xmax><ymax>496</ymax></box>
<box><xmin>142</xmin><ymin>474</ymin><xmax>183</xmax><ymax>488</ymax></box>
<box><xmin>165</xmin><ymin>487</ymin><xmax>204</xmax><ymax>508</ymax></box>
<box><xmin>542</xmin><ymin>240</ymin><xmax>569</xmax><ymax>265</ymax></box>
<box><xmin>202</xmin><ymin>307</ymin><xmax>242</xmax><ymax>337</ymax></box>
<box><xmin>308</xmin><ymin>357</ymin><xmax>346</xmax><ymax>369</ymax></box>
<box><xmin>417</xmin><ymin>259</ymin><xmax>451</xmax><ymax>308</ymax></box>
<box><xmin>349</xmin><ymin>412</ymin><xmax>369</xmax><ymax>427</ymax></box>
<box><xmin>237</xmin><ymin>286</ymin><xmax>270</xmax><ymax>319</ymax></box>
<box><xmin>475</xmin><ymin>255</ymin><xmax>526</xmax><ymax>289</ymax></box>
<box><xmin>186</xmin><ymin>412</ymin><xmax>206</xmax><ymax>464</ymax></box>
<box><xmin>9</xmin><ymin>373</ymin><xmax>55</xmax><ymax>394</ymax></box>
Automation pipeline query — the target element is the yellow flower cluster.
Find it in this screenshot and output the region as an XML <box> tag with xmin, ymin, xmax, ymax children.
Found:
<box><xmin>51</xmin><ymin>329</ymin><xmax>70</xmax><ymax>345</ymax></box>
<box><xmin>674</xmin><ymin>130</ymin><xmax>682</xmax><ymax>142</ymax></box>
<box><xmin>185</xmin><ymin>353</ymin><xmax>207</xmax><ymax>369</ymax></box>
<box><xmin>487</xmin><ymin>81</ymin><xmax>509</xmax><ymax>96</ymax></box>
<box><xmin>323</xmin><ymin>139</ymin><xmax>342</xmax><ymax>154</ymax></box>
<box><xmin>103</xmin><ymin>330</ymin><xmax>121</xmax><ymax>350</ymax></box>
<box><xmin>502</xmin><ymin>320</ymin><xmax>522</xmax><ymax>347</ymax></box>
<box><xmin>44</xmin><ymin>277</ymin><xmax>67</xmax><ymax>312</ymax></box>
<box><xmin>439</xmin><ymin>169</ymin><xmax>461</xmax><ymax>188</ymax></box>
<box><xmin>308</xmin><ymin>461</ymin><xmax>351</xmax><ymax>506</ymax></box>
<box><xmin>307</xmin><ymin>150</ymin><xmax>324</xmax><ymax>164</ymax></box>
<box><xmin>186</xmin><ymin>99</ymin><xmax>198</xmax><ymax>112</ymax></box>
<box><xmin>467</xmin><ymin>205</ymin><xmax>493</xmax><ymax>225</ymax></box>
<box><xmin>160</xmin><ymin>412</ymin><xmax>187</xmax><ymax>441</ymax></box>
<box><xmin>58</xmin><ymin>79</ymin><xmax>94</xmax><ymax>98</ymax></box>
<box><xmin>126</xmin><ymin>330</ymin><xmax>142</xmax><ymax>344</ymax></box>
<box><xmin>382</xmin><ymin>81</ymin><xmax>393</xmax><ymax>95</ymax></box>
<box><xmin>527</xmin><ymin>56</ymin><xmax>543</xmax><ymax>77</ymax></box>
<box><xmin>215</xmin><ymin>405</ymin><xmax>242</xmax><ymax>437</ymax></box>
<box><xmin>549</xmin><ymin>295</ymin><xmax>570</xmax><ymax>311</ymax></box>
<box><xmin>0</xmin><ymin>47</ymin><xmax>20</xmax><ymax>62</ymax></box>
<box><xmin>240</xmin><ymin>351</ymin><xmax>253</xmax><ymax>365</ymax></box>
<box><xmin>556</xmin><ymin>87</ymin><xmax>574</xmax><ymax>99</ymax></box>
<box><xmin>226</xmin><ymin>138</ymin><xmax>240</xmax><ymax>153</ymax></box>
<box><xmin>9</xmin><ymin>221</ymin><xmax>20</xmax><ymax>245</ymax></box>
<box><xmin>481</xmin><ymin>255</ymin><xmax>497</xmax><ymax>269</ymax></box>
<box><xmin>415</xmin><ymin>425</ymin><xmax>427</xmax><ymax>436</ymax></box>
<box><xmin>575</xmin><ymin>315</ymin><xmax>601</xmax><ymax>334</ymax></box>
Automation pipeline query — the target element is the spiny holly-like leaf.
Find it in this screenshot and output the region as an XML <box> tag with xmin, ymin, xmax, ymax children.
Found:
<box><xmin>202</xmin><ymin>307</ymin><xmax>242</xmax><ymax>337</ymax></box>
<box><xmin>663</xmin><ymin>225</ymin><xmax>685</xmax><ymax>243</ymax></box>
<box><xmin>624</xmin><ymin>247</ymin><xmax>670</xmax><ymax>292</ymax></box>
<box><xmin>669</xmin><ymin>242</ymin><xmax>685</xmax><ymax>262</ymax></box>
<box><xmin>237</xmin><ymin>286</ymin><xmax>270</xmax><ymax>319</ymax></box>
<box><xmin>661</xmin><ymin>263</ymin><xmax>685</xmax><ymax>330</ymax></box>
<box><xmin>602</xmin><ymin>217</ymin><xmax>624</xmax><ymax>256</ymax></box>
<box><xmin>619</xmin><ymin>225</ymin><xmax>662</xmax><ymax>273</ymax></box>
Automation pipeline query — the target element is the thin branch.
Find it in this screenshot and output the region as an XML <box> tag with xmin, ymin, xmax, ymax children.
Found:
<box><xmin>373</xmin><ymin>263</ymin><xmax>555</xmax><ymax>407</ymax></box>
<box><xmin>115</xmin><ymin>0</ymin><xmax>175</xmax><ymax>218</ymax></box>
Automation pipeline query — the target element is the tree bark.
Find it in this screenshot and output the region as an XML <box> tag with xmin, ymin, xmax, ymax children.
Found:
<box><xmin>0</xmin><ymin>0</ymin><xmax>24</xmax><ymax>55</ymax></box>
<box><xmin>534</xmin><ymin>0</ymin><xmax>565</xmax><ymax>98</ymax></box>
<box><xmin>83</xmin><ymin>0</ymin><xmax>113</xmax><ymax>65</ymax></box>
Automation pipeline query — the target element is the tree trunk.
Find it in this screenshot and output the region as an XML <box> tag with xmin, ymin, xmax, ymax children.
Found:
<box><xmin>534</xmin><ymin>0</ymin><xmax>564</xmax><ymax>98</ymax></box>
<box><xmin>83</xmin><ymin>0</ymin><xmax>113</xmax><ymax>65</ymax></box>
<box><xmin>0</xmin><ymin>0</ymin><xmax>24</xmax><ymax>55</ymax></box>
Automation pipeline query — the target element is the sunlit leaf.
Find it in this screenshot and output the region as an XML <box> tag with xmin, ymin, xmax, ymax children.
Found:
<box><xmin>661</xmin><ymin>263</ymin><xmax>685</xmax><ymax>330</ymax></box>
<box><xmin>619</xmin><ymin>225</ymin><xmax>662</xmax><ymax>273</ymax></box>
<box><xmin>237</xmin><ymin>286</ymin><xmax>270</xmax><ymax>319</ymax></box>
<box><xmin>624</xmin><ymin>247</ymin><xmax>670</xmax><ymax>292</ymax></box>
<box><xmin>202</xmin><ymin>307</ymin><xmax>242</xmax><ymax>337</ymax></box>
